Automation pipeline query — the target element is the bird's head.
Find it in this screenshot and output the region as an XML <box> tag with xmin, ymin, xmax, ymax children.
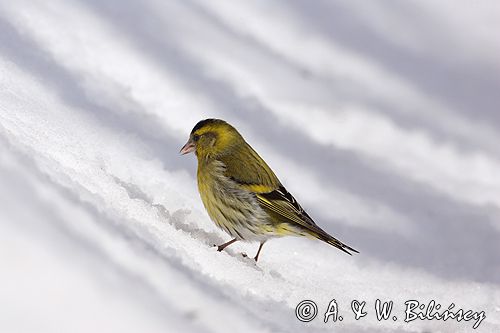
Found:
<box><xmin>180</xmin><ymin>119</ymin><xmax>242</xmax><ymax>159</ymax></box>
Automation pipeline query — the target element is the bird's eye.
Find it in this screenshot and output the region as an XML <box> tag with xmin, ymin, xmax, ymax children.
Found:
<box><xmin>193</xmin><ymin>134</ymin><xmax>200</xmax><ymax>142</ymax></box>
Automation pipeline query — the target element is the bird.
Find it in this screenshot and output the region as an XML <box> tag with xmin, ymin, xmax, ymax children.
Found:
<box><xmin>180</xmin><ymin>118</ymin><xmax>358</xmax><ymax>262</ymax></box>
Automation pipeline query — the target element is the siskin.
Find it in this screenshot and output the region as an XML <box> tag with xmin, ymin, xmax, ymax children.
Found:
<box><xmin>180</xmin><ymin>119</ymin><xmax>358</xmax><ymax>261</ymax></box>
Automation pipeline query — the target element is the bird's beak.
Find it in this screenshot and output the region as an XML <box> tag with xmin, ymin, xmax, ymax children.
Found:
<box><xmin>179</xmin><ymin>139</ymin><xmax>196</xmax><ymax>155</ymax></box>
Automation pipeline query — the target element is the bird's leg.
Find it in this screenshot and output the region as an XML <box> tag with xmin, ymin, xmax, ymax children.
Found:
<box><xmin>216</xmin><ymin>238</ymin><xmax>238</xmax><ymax>252</ymax></box>
<box><xmin>253</xmin><ymin>241</ymin><xmax>266</xmax><ymax>262</ymax></box>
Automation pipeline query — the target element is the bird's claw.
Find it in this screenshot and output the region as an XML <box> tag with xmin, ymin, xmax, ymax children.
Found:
<box><xmin>211</xmin><ymin>244</ymin><xmax>224</xmax><ymax>252</ymax></box>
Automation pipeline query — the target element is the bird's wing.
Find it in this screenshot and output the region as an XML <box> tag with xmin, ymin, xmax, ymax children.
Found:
<box><xmin>220</xmin><ymin>144</ymin><xmax>358</xmax><ymax>255</ymax></box>
<box><xmin>220</xmin><ymin>143</ymin><xmax>280</xmax><ymax>193</ymax></box>
<box><xmin>255</xmin><ymin>185</ymin><xmax>317</xmax><ymax>228</ymax></box>
<box><xmin>257</xmin><ymin>186</ymin><xmax>359</xmax><ymax>255</ymax></box>
<box><xmin>220</xmin><ymin>142</ymin><xmax>316</xmax><ymax>227</ymax></box>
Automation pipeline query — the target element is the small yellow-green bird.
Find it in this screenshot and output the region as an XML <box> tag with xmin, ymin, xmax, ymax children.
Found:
<box><xmin>180</xmin><ymin>119</ymin><xmax>358</xmax><ymax>261</ymax></box>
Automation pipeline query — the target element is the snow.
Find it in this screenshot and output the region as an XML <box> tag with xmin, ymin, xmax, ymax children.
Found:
<box><xmin>1</xmin><ymin>0</ymin><xmax>499</xmax><ymax>332</ymax></box>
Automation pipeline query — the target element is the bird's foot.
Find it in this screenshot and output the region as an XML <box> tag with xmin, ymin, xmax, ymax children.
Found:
<box><xmin>214</xmin><ymin>238</ymin><xmax>238</xmax><ymax>252</ymax></box>
<box><xmin>241</xmin><ymin>252</ymin><xmax>258</xmax><ymax>262</ymax></box>
<box><xmin>211</xmin><ymin>243</ymin><xmax>225</xmax><ymax>252</ymax></box>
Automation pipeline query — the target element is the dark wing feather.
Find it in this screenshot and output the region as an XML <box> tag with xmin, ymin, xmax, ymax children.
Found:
<box><xmin>257</xmin><ymin>185</ymin><xmax>317</xmax><ymax>227</ymax></box>
<box><xmin>257</xmin><ymin>186</ymin><xmax>359</xmax><ymax>255</ymax></box>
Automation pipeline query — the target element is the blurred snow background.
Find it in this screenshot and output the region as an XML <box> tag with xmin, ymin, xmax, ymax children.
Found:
<box><xmin>1</xmin><ymin>0</ymin><xmax>499</xmax><ymax>332</ymax></box>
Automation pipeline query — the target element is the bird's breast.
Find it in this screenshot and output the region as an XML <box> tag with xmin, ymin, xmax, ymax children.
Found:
<box><xmin>196</xmin><ymin>159</ymin><xmax>269</xmax><ymax>240</ymax></box>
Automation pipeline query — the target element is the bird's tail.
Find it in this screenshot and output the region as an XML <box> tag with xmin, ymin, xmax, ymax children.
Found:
<box><xmin>310</xmin><ymin>227</ymin><xmax>359</xmax><ymax>255</ymax></box>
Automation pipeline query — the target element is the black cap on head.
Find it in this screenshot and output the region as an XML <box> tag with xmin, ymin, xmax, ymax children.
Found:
<box><xmin>190</xmin><ymin>118</ymin><xmax>225</xmax><ymax>134</ymax></box>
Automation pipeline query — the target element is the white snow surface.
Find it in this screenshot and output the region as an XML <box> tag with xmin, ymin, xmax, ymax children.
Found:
<box><xmin>1</xmin><ymin>0</ymin><xmax>500</xmax><ymax>332</ymax></box>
